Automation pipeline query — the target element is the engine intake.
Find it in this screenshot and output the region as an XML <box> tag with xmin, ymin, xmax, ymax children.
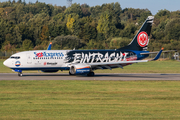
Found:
<box><xmin>69</xmin><ymin>64</ymin><xmax>91</xmax><ymax>75</ymax></box>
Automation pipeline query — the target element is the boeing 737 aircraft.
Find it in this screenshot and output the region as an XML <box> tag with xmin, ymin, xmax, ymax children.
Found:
<box><xmin>3</xmin><ymin>16</ymin><xmax>163</xmax><ymax>76</ymax></box>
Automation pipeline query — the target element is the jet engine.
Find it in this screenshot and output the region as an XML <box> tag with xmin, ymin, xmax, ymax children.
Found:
<box><xmin>69</xmin><ymin>64</ymin><xmax>91</xmax><ymax>75</ymax></box>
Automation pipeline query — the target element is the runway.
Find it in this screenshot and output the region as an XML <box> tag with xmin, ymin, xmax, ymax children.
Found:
<box><xmin>0</xmin><ymin>73</ymin><xmax>180</xmax><ymax>80</ymax></box>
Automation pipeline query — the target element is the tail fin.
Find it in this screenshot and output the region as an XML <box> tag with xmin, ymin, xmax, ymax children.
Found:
<box><xmin>119</xmin><ymin>16</ymin><xmax>154</xmax><ymax>51</ymax></box>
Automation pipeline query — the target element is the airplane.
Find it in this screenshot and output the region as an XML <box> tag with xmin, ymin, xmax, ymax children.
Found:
<box><xmin>3</xmin><ymin>16</ymin><xmax>163</xmax><ymax>77</ymax></box>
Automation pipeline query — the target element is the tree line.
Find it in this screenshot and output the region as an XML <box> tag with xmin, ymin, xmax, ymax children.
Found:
<box><xmin>0</xmin><ymin>1</ymin><xmax>180</xmax><ymax>52</ymax></box>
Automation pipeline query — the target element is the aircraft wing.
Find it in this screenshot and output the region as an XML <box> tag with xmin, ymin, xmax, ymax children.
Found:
<box><xmin>66</xmin><ymin>60</ymin><xmax>148</xmax><ymax>70</ymax></box>
<box><xmin>88</xmin><ymin>60</ymin><xmax>148</xmax><ymax>70</ymax></box>
<box><xmin>66</xmin><ymin>47</ymin><xmax>165</xmax><ymax>73</ymax></box>
<box><xmin>88</xmin><ymin>48</ymin><xmax>165</xmax><ymax>69</ymax></box>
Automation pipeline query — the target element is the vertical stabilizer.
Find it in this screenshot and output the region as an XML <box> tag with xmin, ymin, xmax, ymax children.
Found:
<box><xmin>119</xmin><ymin>16</ymin><xmax>154</xmax><ymax>51</ymax></box>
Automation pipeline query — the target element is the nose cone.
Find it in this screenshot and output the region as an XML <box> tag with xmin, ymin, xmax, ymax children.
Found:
<box><xmin>3</xmin><ymin>59</ymin><xmax>9</xmax><ymax>67</ymax></box>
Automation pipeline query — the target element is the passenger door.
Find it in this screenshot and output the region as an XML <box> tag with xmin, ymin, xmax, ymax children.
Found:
<box><xmin>27</xmin><ymin>53</ymin><xmax>32</xmax><ymax>64</ymax></box>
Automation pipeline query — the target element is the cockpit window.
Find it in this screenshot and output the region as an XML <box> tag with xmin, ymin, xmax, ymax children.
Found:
<box><xmin>10</xmin><ymin>56</ymin><xmax>20</xmax><ymax>59</ymax></box>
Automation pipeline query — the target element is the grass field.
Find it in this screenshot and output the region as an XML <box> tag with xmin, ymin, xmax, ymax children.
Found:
<box><xmin>1</xmin><ymin>59</ymin><xmax>180</xmax><ymax>73</ymax></box>
<box><xmin>1</xmin><ymin>59</ymin><xmax>180</xmax><ymax>119</ymax></box>
<box><xmin>0</xmin><ymin>80</ymin><xmax>180</xmax><ymax>119</ymax></box>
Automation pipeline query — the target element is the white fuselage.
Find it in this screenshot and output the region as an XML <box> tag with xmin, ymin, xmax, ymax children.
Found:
<box><xmin>3</xmin><ymin>50</ymin><xmax>69</xmax><ymax>70</ymax></box>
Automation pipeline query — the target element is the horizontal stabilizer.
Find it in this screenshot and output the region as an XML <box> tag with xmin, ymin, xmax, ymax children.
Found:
<box><xmin>140</xmin><ymin>50</ymin><xmax>177</xmax><ymax>55</ymax></box>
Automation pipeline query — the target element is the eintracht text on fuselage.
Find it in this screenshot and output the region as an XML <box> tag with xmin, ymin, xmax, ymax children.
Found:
<box><xmin>3</xmin><ymin>16</ymin><xmax>163</xmax><ymax>76</ymax></box>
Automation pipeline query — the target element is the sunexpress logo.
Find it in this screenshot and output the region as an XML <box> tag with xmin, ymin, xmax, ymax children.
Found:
<box><xmin>34</xmin><ymin>52</ymin><xmax>64</xmax><ymax>58</ymax></box>
<box><xmin>15</xmin><ymin>61</ymin><xmax>21</xmax><ymax>67</ymax></box>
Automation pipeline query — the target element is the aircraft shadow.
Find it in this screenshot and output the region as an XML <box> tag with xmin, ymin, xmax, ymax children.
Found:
<box><xmin>78</xmin><ymin>74</ymin><xmax>162</xmax><ymax>78</ymax></box>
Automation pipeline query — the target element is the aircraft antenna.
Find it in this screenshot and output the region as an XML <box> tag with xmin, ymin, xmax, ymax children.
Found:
<box><xmin>67</xmin><ymin>0</ymin><xmax>72</xmax><ymax>7</ymax></box>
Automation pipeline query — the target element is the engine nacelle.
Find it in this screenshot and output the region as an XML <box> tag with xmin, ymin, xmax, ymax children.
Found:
<box><xmin>69</xmin><ymin>64</ymin><xmax>91</xmax><ymax>75</ymax></box>
<box><xmin>41</xmin><ymin>70</ymin><xmax>59</xmax><ymax>73</ymax></box>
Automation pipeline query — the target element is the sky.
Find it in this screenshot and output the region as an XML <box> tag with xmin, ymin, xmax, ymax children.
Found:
<box><xmin>1</xmin><ymin>0</ymin><xmax>180</xmax><ymax>15</ymax></box>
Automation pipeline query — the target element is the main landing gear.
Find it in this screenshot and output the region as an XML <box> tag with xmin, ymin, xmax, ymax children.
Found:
<box><xmin>87</xmin><ymin>72</ymin><xmax>95</xmax><ymax>76</ymax></box>
<box><xmin>69</xmin><ymin>71</ymin><xmax>95</xmax><ymax>76</ymax></box>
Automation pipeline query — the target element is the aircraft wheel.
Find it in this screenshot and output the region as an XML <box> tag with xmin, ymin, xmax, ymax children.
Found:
<box><xmin>87</xmin><ymin>72</ymin><xmax>95</xmax><ymax>76</ymax></box>
<box><xmin>18</xmin><ymin>72</ymin><xmax>23</xmax><ymax>77</ymax></box>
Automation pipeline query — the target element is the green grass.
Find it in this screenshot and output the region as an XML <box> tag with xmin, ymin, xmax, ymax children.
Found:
<box><xmin>1</xmin><ymin>59</ymin><xmax>180</xmax><ymax>73</ymax></box>
<box><xmin>0</xmin><ymin>80</ymin><xmax>180</xmax><ymax>119</ymax></box>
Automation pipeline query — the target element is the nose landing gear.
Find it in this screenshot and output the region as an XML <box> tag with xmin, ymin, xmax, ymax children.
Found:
<box><xmin>18</xmin><ymin>72</ymin><xmax>23</xmax><ymax>77</ymax></box>
<box><xmin>14</xmin><ymin>69</ymin><xmax>23</xmax><ymax>77</ymax></box>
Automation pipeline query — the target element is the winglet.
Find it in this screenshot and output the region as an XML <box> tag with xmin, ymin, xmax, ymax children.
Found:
<box><xmin>47</xmin><ymin>42</ymin><xmax>52</xmax><ymax>50</ymax></box>
<box><xmin>151</xmin><ymin>47</ymin><xmax>164</xmax><ymax>61</ymax></box>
